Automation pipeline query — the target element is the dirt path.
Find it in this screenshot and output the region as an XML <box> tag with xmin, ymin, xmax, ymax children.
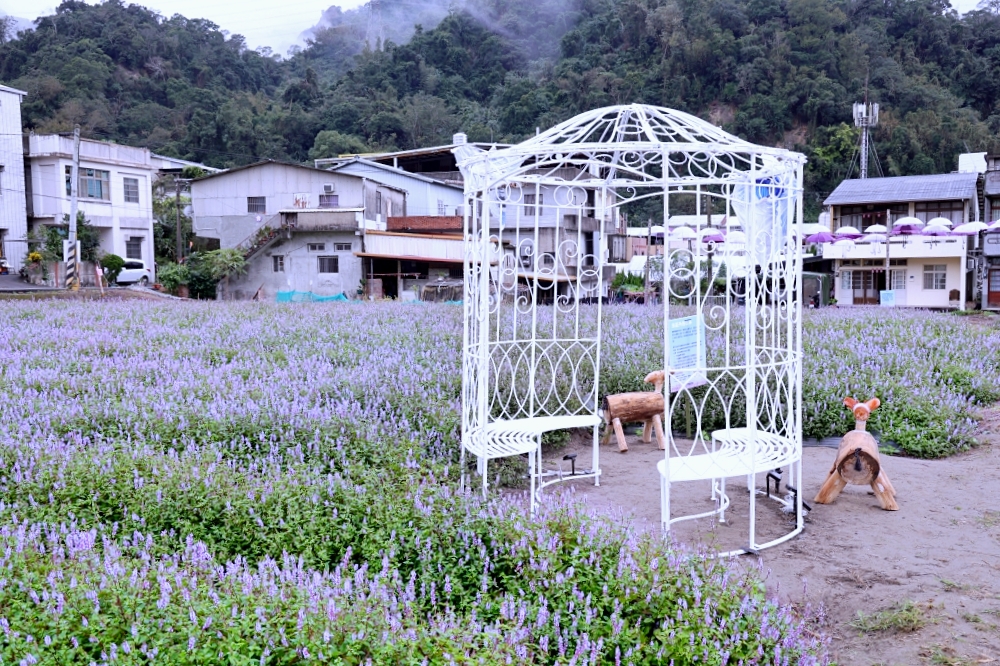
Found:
<box><xmin>542</xmin><ymin>414</ymin><xmax>1000</xmax><ymax>665</ymax></box>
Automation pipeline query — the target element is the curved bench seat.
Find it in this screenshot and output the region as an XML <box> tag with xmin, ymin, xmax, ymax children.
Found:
<box><xmin>658</xmin><ymin>427</ymin><xmax>803</xmax><ymax>556</ymax></box>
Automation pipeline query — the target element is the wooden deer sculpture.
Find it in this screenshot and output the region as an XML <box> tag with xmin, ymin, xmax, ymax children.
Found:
<box><xmin>601</xmin><ymin>370</ymin><xmax>667</xmax><ymax>453</ymax></box>
<box><xmin>814</xmin><ymin>397</ymin><xmax>898</xmax><ymax>511</ymax></box>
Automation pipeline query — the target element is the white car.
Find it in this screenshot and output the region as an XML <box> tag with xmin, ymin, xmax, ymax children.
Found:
<box><xmin>117</xmin><ymin>260</ymin><xmax>153</xmax><ymax>286</ymax></box>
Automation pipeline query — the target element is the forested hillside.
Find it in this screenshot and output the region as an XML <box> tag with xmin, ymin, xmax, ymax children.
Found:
<box><xmin>2</xmin><ymin>0</ymin><xmax>1000</xmax><ymax>212</ymax></box>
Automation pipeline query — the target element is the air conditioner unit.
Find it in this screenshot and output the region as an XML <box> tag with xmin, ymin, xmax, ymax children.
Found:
<box><xmin>323</xmin><ymin>183</ymin><xmax>336</xmax><ymax>194</ymax></box>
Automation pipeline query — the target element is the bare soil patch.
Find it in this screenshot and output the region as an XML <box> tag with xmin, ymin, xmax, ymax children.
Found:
<box><xmin>541</xmin><ymin>411</ymin><xmax>1000</xmax><ymax>665</ymax></box>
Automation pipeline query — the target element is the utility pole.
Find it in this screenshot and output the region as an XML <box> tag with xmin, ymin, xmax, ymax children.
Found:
<box><xmin>174</xmin><ymin>177</ymin><xmax>188</xmax><ymax>263</ymax></box>
<box><xmin>66</xmin><ymin>125</ymin><xmax>81</xmax><ymax>290</ymax></box>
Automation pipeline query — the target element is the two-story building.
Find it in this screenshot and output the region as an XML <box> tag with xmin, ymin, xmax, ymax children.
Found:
<box><xmin>190</xmin><ymin>160</ymin><xmax>405</xmax><ymax>300</ymax></box>
<box><xmin>24</xmin><ymin>133</ymin><xmax>157</xmax><ymax>277</ymax></box>
<box><xmin>0</xmin><ymin>84</ymin><xmax>28</xmax><ymax>273</ymax></box>
<box><xmin>822</xmin><ymin>172</ymin><xmax>979</xmax><ymax>308</ymax></box>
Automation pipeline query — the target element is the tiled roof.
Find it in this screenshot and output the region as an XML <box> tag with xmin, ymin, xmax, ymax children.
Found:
<box><xmin>824</xmin><ymin>173</ymin><xmax>979</xmax><ymax>206</ymax></box>
<box><xmin>386</xmin><ymin>216</ymin><xmax>462</xmax><ymax>232</ymax></box>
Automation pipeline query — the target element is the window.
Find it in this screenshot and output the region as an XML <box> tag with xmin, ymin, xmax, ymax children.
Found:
<box><xmin>376</xmin><ymin>191</ymin><xmax>382</xmax><ymax>215</ymax></box>
<box><xmin>334</xmin><ymin>243</ymin><xmax>352</xmax><ymax>252</ymax></box>
<box><xmin>123</xmin><ymin>177</ymin><xmax>140</xmax><ymax>204</ymax></box>
<box><xmin>923</xmin><ymin>264</ymin><xmax>947</xmax><ymax>290</ymax></box>
<box><xmin>66</xmin><ymin>166</ymin><xmax>110</xmax><ymax>200</ymax></box>
<box><xmin>915</xmin><ymin>201</ymin><xmax>964</xmax><ymax>226</ymax></box>
<box><xmin>319</xmin><ymin>194</ymin><xmax>339</xmax><ymax>208</ymax></box>
<box><xmin>247</xmin><ymin>196</ymin><xmax>266</xmax><ymax>214</ymax></box>
<box><xmin>524</xmin><ymin>193</ymin><xmax>543</xmax><ymax>217</ymax></box>
<box><xmin>437</xmin><ymin>199</ymin><xmax>446</xmax><ymax>215</ymax></box>
<box><xmin>307</xmin><ymin>243</ymin><xmax>326</xmax><ymax>252</ymax></box>
<box><xmin>841</xmin><ymin>271</ymin><xmax>852</xmax><ymax>289</ymax></box>
<box><xmin>272</xmin><ymin>255</ymin><xmax>284</xmax><ymax>272</ymax></box>
<box><xmin>318</xmin><ymin>256</ymin><xmax>339</xmax><ymax>273</ymax></box>
<box><xmin>123</xmin><ymin>260</ymin><xmax>144</xmax><ymax>270</ymax></box>
<box><xmin>890</xmin><ymin>269</ymin><xmax>906</xmax><ymax>290</ymax></box>
<box><xmin>125</xmin><ymin>237</ymin><xmax>143</xmax><ymax>260</ymax></box>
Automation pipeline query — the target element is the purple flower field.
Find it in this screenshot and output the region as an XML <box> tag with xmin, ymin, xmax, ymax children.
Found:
<box><xmin>0</xmin><ymin>300</ymin><xmax>834</xmax><ymax>664</ymax></box>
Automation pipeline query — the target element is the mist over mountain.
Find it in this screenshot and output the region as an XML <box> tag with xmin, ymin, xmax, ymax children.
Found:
<box><xmin>297</xmin><ymin>0</ymin><xmax>582</xmax><ymax>81</ymax></box>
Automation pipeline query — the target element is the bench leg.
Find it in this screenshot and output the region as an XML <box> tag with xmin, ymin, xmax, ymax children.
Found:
<box><xmin>660</xmin><ymin>473</ymin><xmax>670</xmax><ymax>532</ymax></box>
<box><xmin>613</xmin><ymin>417</ymin><xmax>628</xmax><ymax>453</ymax></box>
<box><xmin>718</xmin><ymin>477</ymin><xmax>728</xmax><ymax>523</ymax></box>
<box><xmin>482</xmin><ymin>457</ymin><xmax>489</xmax><ymax>500</ymax></box>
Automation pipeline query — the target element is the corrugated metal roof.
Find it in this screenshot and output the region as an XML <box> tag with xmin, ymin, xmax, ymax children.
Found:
<box><xmin>824</xmin><ymin>173</ymin><xmax>979</xmax><ymax>206</ymax></box>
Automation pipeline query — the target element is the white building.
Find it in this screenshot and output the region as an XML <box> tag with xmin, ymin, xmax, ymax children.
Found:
<box><xmin>822</xmin><ymin>172</ymin><xmax>978</xmax><ymax>308</ymax></box>
<box><xmin>25</xmin><ymin>133</ymin><xmax>157</xmax><ymax>276</ymax></box>
<box><xmin>322</xmin><ymin>156</ymin><xmax>464</xmax><ymax>218</ymax></box>
<box><xmin>190</xmin><ymin>160</ymin><xmax>405</xmax><ymax>300</ymax></box>
<box><xmin>0</xmin><ymin>84</ymin><xmax>28</xmax><ymax>272</ymax></box>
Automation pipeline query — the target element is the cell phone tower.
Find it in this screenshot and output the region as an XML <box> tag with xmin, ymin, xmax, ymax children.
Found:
<box><xmin>853</xmin><ymin>94</ymin><xmax>879</xmax><ymax>179</ymax></box>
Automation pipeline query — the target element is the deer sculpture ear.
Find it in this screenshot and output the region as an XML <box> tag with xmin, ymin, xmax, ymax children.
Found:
<box><xmin>865</xmin><ymin>398</ymin><xmax>880</xmax><ymax>412</ymax></box>
<box><xmin>843</xmin><ymin>397</ymin><xmax>858</xmax><ymax>410</ymax></box>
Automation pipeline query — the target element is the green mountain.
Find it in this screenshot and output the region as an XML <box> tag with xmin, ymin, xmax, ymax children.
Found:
<box><xmin>2</xmin><ymin>0</ymin><xmax>999</xmax><ymax>214</ymax></box>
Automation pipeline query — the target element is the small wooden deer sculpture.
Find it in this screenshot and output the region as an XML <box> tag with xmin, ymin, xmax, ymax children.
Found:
<box><xmin>601</xmin><ymin>370</ymin><xmax>667</xmax><ymax>453</ymax></box>
<box><xmin>814</xmin><ymin>397</ymin><xmax>898</xmax><ymax>510</ymax></box>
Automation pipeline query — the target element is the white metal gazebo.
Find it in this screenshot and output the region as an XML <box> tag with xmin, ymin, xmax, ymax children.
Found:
<box><xmin>456</xmin><ymin>105</ymin><xmax>806</xmax><ymax>554</ymax></box>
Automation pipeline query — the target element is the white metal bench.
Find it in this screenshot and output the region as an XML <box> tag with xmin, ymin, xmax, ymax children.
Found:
<box><xmin>658</xmin><ymin>427</ymin><xmax>801</xmax><ymax>556</ymax></box>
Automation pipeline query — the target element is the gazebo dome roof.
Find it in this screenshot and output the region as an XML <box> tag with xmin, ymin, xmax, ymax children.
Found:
<box><xmin>455</xmin><ymin>104</ymin><xmax>804</xmax><ymax>190</ymax></box>
<box><xmin>519</xmin><ymin>103</ymin><xmax>755</xmax><ymax>152</ymax></box>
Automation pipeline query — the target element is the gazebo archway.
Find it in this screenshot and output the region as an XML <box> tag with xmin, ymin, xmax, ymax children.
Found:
<box><xmin>456</xmin><ymin>104</ymin><xmax>806</xmax><ymax>555</ymax></box>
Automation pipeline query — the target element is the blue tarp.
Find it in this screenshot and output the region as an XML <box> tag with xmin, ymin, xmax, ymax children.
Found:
<box><xmin>276</xmin><ymin>291</ymin><xmax>350</xmax><ymax>303</ymax></box>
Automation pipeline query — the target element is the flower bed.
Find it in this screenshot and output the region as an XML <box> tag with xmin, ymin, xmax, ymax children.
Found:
<box><xmin>601</xmin><ymin>306</ymin><xmax>1000</xmax><ymax>458</ymax></box>
<box><xmin>0</xmin><ymin>301</ymin><xmax>829</xmax><ymax>664</ymax></box>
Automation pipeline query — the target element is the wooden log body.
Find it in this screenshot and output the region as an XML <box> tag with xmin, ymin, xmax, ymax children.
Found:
<box><xmin>602</xmin><ymin>392</ymin><xmax>666</xmax><ymax>452</ymax></box>
<box><xmin>833</xmin><ymin>431</ymin><xmax>881</xmax><ymax>485</ymax></box>
<box><xmin>604</xmin><ymin>392</ymin><xmax>665</xmax><ymax>423</ymax></box>
<box><xmin>814</xmin><ymin>430</ymin><xmax>898</xmax><ymax>510</ymax></box>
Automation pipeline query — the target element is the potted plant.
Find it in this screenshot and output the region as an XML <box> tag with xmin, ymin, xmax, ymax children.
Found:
<box><xmin>24</xmin><ymin>251</ymin><xmax>45</xmax><ymax>285</ymax></box>
<box><xmin>157</xmin><ymin>262</ymin><xmax>191</xmax><ymax>297</ymax></box>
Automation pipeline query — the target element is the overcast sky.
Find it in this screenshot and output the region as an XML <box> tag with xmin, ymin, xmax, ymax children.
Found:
<box><xmin>1</xmin><ymin>0</ymin><xmax>370</xmax><ymax>56</ymax></box>
<box><xmin>1</xmin><ymin>0</ymin><xmax>987</xmax><ymax>58</ymax></box>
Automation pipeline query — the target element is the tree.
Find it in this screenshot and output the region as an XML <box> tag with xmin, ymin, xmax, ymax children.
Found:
<box><xmin>100</xmin><ymin>254</ymin><xmax>125</xmax><ymax>284</ymax></box>
<box><xmin>205</xmin><ymin>248</ymin><xmax>247</xmax><ymax>300</ymax></box>
<box><xmin>308</xmin><ymin>130</ymin><xmax>369</xmax><ymax>160</ymax></box>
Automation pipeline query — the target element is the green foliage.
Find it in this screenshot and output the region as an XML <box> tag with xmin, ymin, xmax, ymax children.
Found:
<box><xmin>205</xmin><ymin>248</ymin><xmax>248</xmax><ymax>281</ymax></box>
<box><xmin>99</xmin><ymin>254</ymin><xmax>124</xmax><ymax>284</ymax></box>
<box><xmin>308</xmin><ymin>130</ymin><xmax>369</xmax><ymax>160</ymax></box>
<box><xmin>184</xmin><ymin>252</ymin><xmax>219</xmax><ymax>300</ymax></box>
<box><xmin>850</xmin><ymin>600</ymin><xmax>932</xmax><ymax>634</ymax></box>
<box><xmin>31</xmin><ymin>213</ymin><xmax>101</xmax><ymax>263</ymax></box>
<box><xmin>612</xmin><ymin>271</ymin><xmax>644</xmax><ymax>291</ymax></box>
<box><xmin>156</xmin><ymin>262</ymin><xmax>191</xmax><ymax>293</ymax></box>
<box><xmin>152</xmin><ymin>180</ymin><xmax>194</xmax><ymax>264</ymax></box>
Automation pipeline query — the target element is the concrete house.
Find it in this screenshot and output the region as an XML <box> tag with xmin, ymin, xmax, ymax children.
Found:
<box><xmin>822</xmin><ymin>172</ymin><xmax>978</xmax><ymax>308</ymax></box>
<box><xmin>190</xmin><ymin>160</ymin><xmax>405</xmax><ymax>300</ymax></box>
<box><xmin>0</xmin><ymin>84</ymin><xmax>28</xmax><ymax>273</ymax></box>
<box><xmin>320</xmin><ymin>156</ymin><xmax>464</xmax><ymax>218</ymax></box>
<box><xmin>25</xmin><ymin>133</ymin><xmax>157</xmax><ymax>279</ymax></box>
<box><xmin>318</xmin><ymin>157</ymin><xmax>467</xmax><ymax>300</ymax></box>
<box><xmin>364</xmin><ymin>139</ymin><xmax>627</xmax><ymax>300</ymax></box>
